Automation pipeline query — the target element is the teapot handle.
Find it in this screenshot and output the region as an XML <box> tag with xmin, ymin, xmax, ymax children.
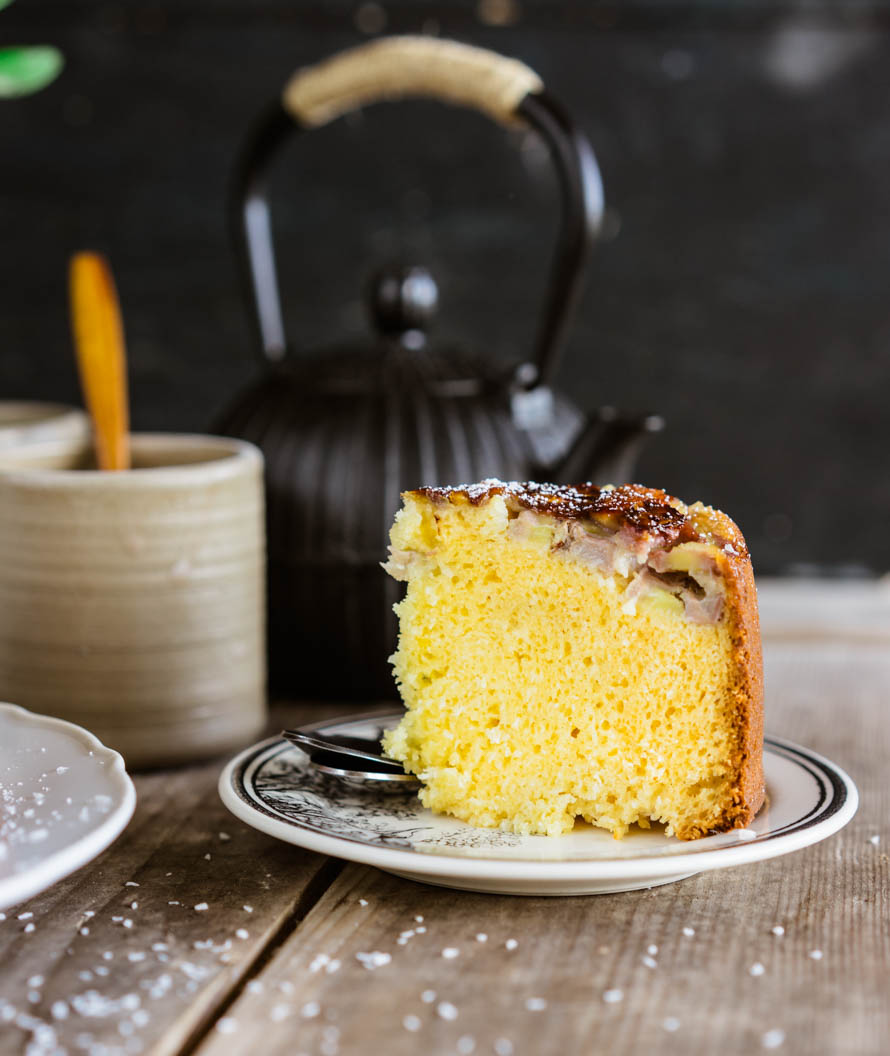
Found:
<box><xmin>232</xmin><ymin>36</ymin><xmax>603</xmax><ymax>387</ymax></box>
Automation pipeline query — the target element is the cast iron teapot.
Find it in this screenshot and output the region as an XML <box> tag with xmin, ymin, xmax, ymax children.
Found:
<box><xmin>217</xmin><ymin>36</ymin><xmax>664</xmax><ymax>699</ymax></box>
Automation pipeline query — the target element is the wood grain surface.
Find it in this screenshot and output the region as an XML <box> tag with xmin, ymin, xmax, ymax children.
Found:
<box><xmin>0</xmin><ymin>706</ymin><xmax>343</xmax><ymax>1056</ymax></box>
<box><xmin>0</xmin><ymin>602</ymin><xmax>887</xmax><ymax>1056</ymax></box>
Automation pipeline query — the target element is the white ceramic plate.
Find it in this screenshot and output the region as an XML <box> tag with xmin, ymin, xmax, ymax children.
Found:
<box><xmin>219</xmin><ymin>712</ymin><xmax>858</xmax><ymax>896</ymax></box>
<box><xmin>0</xmin><ymin>703</ymin><xmax>136</xmax><ymax>911</ymax></box>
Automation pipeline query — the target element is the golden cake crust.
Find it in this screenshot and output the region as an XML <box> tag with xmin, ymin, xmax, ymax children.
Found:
<box><xmin>413</xmin><ymin>480</ymin><xmax>746</xmax><ymax>556</ymax></box>
<box><xmin>406</xmin><ymin>480</ymin><xmax>765</xmax><ymax>839</ymax></box>
<box><xmin>684</xmin><ymin>504</ymin><xmax>765</xmax><ymax>837</ymax></box>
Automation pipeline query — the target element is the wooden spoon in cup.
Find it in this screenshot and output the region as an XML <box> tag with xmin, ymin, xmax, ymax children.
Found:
<box><xmin>69</xmin><ymin>251</ymin><xmax>131</xmax><ymax>471</ymax></box>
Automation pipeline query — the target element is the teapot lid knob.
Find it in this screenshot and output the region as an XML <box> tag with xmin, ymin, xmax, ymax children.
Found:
<box><xmin>368</xmin><ymin>265</ymin><xmax>438</xmax><ymax>345</ymax></box>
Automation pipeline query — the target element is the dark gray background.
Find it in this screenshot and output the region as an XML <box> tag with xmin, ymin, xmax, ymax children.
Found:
<box><xmin>2</xmin><ymin>1</ymin><xmax>888</xmax><ymax>574</ymax></box>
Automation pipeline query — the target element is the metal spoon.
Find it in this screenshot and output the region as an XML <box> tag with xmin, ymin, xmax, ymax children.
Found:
<box><xmin>281</xmin><ymin>724</ymin><xmax>422</xmax><ymax>793</ymax></box>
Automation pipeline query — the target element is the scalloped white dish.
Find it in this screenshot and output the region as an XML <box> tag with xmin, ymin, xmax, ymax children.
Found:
<box><xmin>0</xmin><ymin>703</ymin><xmax>136</xmax><ymax>911</ymax></box>
<box><xmin>220</xmin><ymin>712</ymin><xmax>858</xmax><ymax>896</ymax></box>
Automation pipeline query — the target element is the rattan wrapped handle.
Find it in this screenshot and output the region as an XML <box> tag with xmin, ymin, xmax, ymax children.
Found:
<box><xmin>282</xmin><ymin>36</ymin><xmax>543</xmax><ymax>128</ymax></box>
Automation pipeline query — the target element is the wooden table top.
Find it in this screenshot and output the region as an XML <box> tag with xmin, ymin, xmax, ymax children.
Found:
<box><xmin>1</xmin><ymin>580</ymin><xmax>887</xmax><ymax>1056</ymax></box>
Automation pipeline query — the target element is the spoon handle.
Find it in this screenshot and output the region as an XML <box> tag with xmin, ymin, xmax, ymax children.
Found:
<box><xmin>69</xmin><ymin>251</ymin><xmax>130</xmax><ymax>471</ymax></box>
<box><xmin>281</xmin><ymin>728</ymin><xmax>404</xmax><ymax>770</ymax></box>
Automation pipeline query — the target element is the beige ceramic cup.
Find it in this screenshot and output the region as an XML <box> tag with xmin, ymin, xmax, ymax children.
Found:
<box><xmin>0</xmin><ymin>401</ymin><xmax>90</xmax><ymax>464</ymax></box>
<box><xmin>0</xmin><ymin>434</ymin><xmax>266</xmax><ymax>767</ymax></box>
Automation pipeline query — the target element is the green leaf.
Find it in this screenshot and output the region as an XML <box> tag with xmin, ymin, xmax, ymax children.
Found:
<box><xmin>0</xmin><ymin>46</ymin><xmax>64</xmax><ymax>98</ymax></box>
<box><xmin>0</xmin><ymin>0</ymin><xmax>17</xmax><ymax>11</ymax></box>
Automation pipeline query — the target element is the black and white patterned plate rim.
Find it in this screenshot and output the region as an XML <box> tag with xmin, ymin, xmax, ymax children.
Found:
<box><xmin>220</xmin><ymin>714</ymin><xmax>858</xmax><ymax>878</ymax></box>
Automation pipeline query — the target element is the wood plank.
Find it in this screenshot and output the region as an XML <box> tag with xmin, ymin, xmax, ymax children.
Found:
<box><xmin>190</xmin><ymin>642</ymin><xmax>889</xmax><ymax>1056</ymax></box>
<box><xmin>758</xmin><ymin>579</ymin><xmax>890</xmax><ymax>643</ymax></box>
<box><xmin>0</xmin><ymin>705</ymin><xmax>347</xmax><ymax>1056</ymax></box>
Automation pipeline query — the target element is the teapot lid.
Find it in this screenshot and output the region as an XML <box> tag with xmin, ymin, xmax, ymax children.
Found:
<box><xmin>358</xmin><ymin>264</ymin><xmax>501</xmax><ymax>396</ymax></box>
<box><xmin>368</xmin><ymin>264</ymin><xmax>438</xmax><ymax>351</ymax></box>
<box><xmin>275</xmin><ymin>262</ymin><xmax>491</xmax><ymax>398</ymax></box>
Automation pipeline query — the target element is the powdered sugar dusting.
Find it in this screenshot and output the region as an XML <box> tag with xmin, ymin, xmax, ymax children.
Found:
<box><xmin>0</xmin><ymin>711</ymin><xmax>127</xmax><ymax>893</ymax></box>
<box><xmin>413</xmin><ymin>480</ymin><xmax>711</xmax><ymax>549</ymax></box>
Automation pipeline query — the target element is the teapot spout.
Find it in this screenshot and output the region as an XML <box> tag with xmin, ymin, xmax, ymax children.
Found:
<box><xmin>549</xmin><ymin>407</ymin><xmax>665</xmax><ymax>486</ymax></box>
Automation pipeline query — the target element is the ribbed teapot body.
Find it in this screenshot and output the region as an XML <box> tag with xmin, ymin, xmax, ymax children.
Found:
<box><xmin>216</xmin><ymin>347</ymin><xmax>533</xmax><ymax>699</ymax></box>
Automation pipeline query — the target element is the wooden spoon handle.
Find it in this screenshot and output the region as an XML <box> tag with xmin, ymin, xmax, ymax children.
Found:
<box><xmin>69</xmin><ymin>251</ymin><xmax>130</xmax><ymax>471</ymax></box>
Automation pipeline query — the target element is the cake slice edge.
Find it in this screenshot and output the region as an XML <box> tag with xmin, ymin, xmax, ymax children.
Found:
<box><xmin>384</xmin><ymin>481</ymin><xmax>766</xmax><ymax>840</ymax></box>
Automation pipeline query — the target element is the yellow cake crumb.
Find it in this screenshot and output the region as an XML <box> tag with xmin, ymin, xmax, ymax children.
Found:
<box><xmin>382</xmin><ymin>483</ymin><xmax>763</xmax><ymax>840</ymax></box>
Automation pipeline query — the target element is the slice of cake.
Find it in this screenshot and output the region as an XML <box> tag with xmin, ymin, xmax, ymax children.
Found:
<box><xmin>382</xmin><ymin>480</ymin><xmax>764</xmax><ymax>840</ymax></box>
